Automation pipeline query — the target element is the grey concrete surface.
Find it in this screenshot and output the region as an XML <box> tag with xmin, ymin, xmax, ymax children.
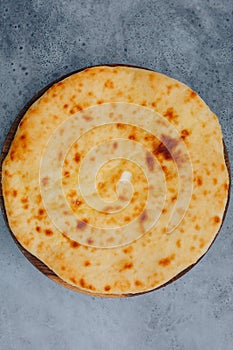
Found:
<box><xmin>0</xmin><ymin>0</ymin><xmax>232</xmax><ymax>349</ymax></box>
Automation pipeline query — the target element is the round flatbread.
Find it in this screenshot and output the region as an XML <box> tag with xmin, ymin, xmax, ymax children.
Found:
<box><xmin>1</xmin><ymin>66</ymin><xmax>229</xmax><ymax>296</ymax></box>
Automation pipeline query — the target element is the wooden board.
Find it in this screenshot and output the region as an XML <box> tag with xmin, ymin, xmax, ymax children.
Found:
<box><xmin>0</xmin><ymin>65</ymin><xmax>231</xmax><ymax>297</ymax></box>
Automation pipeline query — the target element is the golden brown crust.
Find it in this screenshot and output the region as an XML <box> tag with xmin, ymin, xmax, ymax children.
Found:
<box><xmin>1</xmin><ymin>65</ymin><xmax>230</xmax><ymax>296</ymax></box>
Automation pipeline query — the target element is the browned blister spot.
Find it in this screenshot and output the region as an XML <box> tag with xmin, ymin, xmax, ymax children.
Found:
<box><xmin>123</xmin><ymin>246</ymin><xmax>133</xmax><ymax>254</ymax></box>
<box><xmin>172</xmin><ymin>195</ymin><xmax>177</xmax><ymax>202</ymax></box>
<box><xmin>213</xmin><ymin>216</ymin><xmax>220</xmax><ymax>224</ymax></box>
<box><xmin>161</xmin><ymin>165</ymin><xmax>168</xmax><ymax>176</ymax></box>
<box><xmin>73</xmin><ymin>199</ymin><xmax>83</xmax><ymax>207</ymax></box>
<box><xmin>124</xmin><ymin>216</ymin><xmax>131</xmax><ymax>223</ymax></box>
<box><xmin>84</xmin><ymin>260</ymin><xmax>91</xmax><ymax>267</ymax></box>
<box><xmin>79</xmin><ymin>278</ymin><xmax>86</xmax><ymax>288</ymax></box>
<box><xmin>104</xmin><ymin>285</ymin><xmax>111</xmax><ymax>291</ymax></box>
<box><xmin>63</xmin><ymin>103</ymin><xmax>68</xmax><ymax>109</ymax></box>
<box><xmin>56</xmin><ymin>81</ymin><xmax>63</xmax><ymax>87</ymax></box>
<box><xmin>71</xmin><ymin>241</ymin><xmax>80</xmax><ymax>248</ymax></box>
<box><xmin>45</xmin><ymin>229</ymin><xmax>53</xmax><ymax>236</ymax></box>
<box><xmin>10</xmin><ymin>150</ymin><xmax>15</xmax><ymax>160</ymax></box>
<box><xmin>89</xmin><ymin>285</ymin><xmax>96</xmax><ymax>291</ymax></box>
<box><xmin>12</xmin><ymin>190</ymin><xmax>17</xmax><ymax>197</ymax></box>
<box><xmin>38</xmin><ymin>208</ymin><xmax>45</xmax><ymax>216</ymax></box>
<box><xmin>181</xmin><ymin>129</ymin><xmax>190</xmax><ymax>140</ymax></box>
<box><xmin>195</xmin><ymin>176</ymin><xmax>203</xmax><ymax>186</ymax></box>
<box><xmin>36</xmin><ymin>226</ymin><xmax>41</xmax><ymax>233</ymax></box>
<box><xmin>213</xmin><ymin>178</ymin><xmax>218</xmax><ymax>185</ymax></box>
<box><xmin>176</xmin><ymin>239</ymin><xmax>181</xmax><ymax>248</ymax></box>
<box><xmin>69</xmin><ymin>190</ymin><xmax>77</xmax><ymax>198</ymax></box>
<box><xmin>185</xmin><ymin>90</ymin><xmax>198</xmax><ymax>102</ymax></box>
<box><xmin>134</xmin><ymin>280</ymin><xmax>143</xmax><ymax>287</ymax></box>
<box><xmin>149</xmin><ymin>73</ymin><xmax>155</xmax><ymax>82</ymax></box>
<box><xmin>61</xmin><ymin>265</ymin><xmax>66</xmax><ymax>271</ymax></box>
<box><xmin>87</xmin><ymin>238</ymin><xmax>94</xmax><ymax>245</ymax></box>
<box><xmin>128</xmin><ymin>134</ymin><xmax>136</xmax><ymax>140</ymax></box>
<box><xmin>166</xmin><ymin>85</ymin><xmax>173</xmax><ymax>94</ymax></box>
<box><xmin>98</xmin><ymin>182</ymin><xmax>105</xmax><ymax>190</ymax></box>
<box><xmin>153</xmin><ymin>142</ymin><xmax>170</xmax><ymax>160</ymax></box>
<box><xmin>195</xmin><ymin>224</ymin><xmax>200</xmax><ymax>231</ymax></box>
<box><xmin>120</xmin><ymin>262</ymin><xmax>133</xmax><ymax>271</ymax></box>
<box><xmin>163</xmin><ymin>107</ymin><xmax>178</xmax><ymax>123</ymax></box>
<box><xmin>63</xmin><ymin>171</ymin><xmax>70</xmax><ymax>177</ymax></box>
<box><xmin>74</xmin><ymin>152</ymin><xmax>81</xmax><ymax>163</ymax></box>
<box><xmin>146</xmin><ymin>151</ymin><xmax>155</xmax><ymax>171</ymax></box>
<box><xmin>190</xmin><ymin>90</ymin><xmax>197</xmax><ymax>99</ymax></box>
<box><xmin>151</xmin><ymin>101</ymin><xmax>157</xmax><ymax>107</ymax></box>
<box><xmin>62</xmin><ymin>233</ymin><xmax>80</xmax><ymax>248</ymax></box>
<box><xmin>144</xmin><ymin>134</ymin><xmax>155</xmax><ymax>142</ymax></box>
<box><xmin>4</xmin><ymin>170</ymin><xmax>11</xmax><ymax>177</ymax></box>
<box><xmin>70</xmin><ymin>277</ymin><xmax>77</xmax><ymax>284</ymax></box>
<box><xmin>19</xmin><ymin>133</ymin><xmax>28</xmax><ymax>150</ymax></box>
<box><xmin>116</xmin><ymin>123</ymin><xmax>125</xmax><ymax>129</ymax></box>
<box><xmin>70</xmin><ymin>105</ymin><xmax>82</xmax><ymax>114</ymax></box>
<box><xmin>158</xmin><ymin>254</ymin><xmax>175</xmax><ymax>267</ymax></box>
<box><xmin>199</xmin><ymin>238</ymin><xmax>205</xmax><ymax>249</ymax></box>
<box><xmin>97</xmin><ymin>67</ymin><xmax>106</xmax><ymax>73</ymax></box>
<box><xmin>24</xmin><ymin>237</ymin><xmax>34</xmax><ymax>246</ymax></box>
<box><xmin>190</xmin><ymin>246</ymin><xmax>195</xmax><ymax>251</ymax></box>
<box><xmin>104</xmin><ymin>79</ymin><xmax>114</xmax><ymax>88</ymax></box>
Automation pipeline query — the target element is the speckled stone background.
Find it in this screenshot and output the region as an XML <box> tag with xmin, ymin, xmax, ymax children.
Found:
<box><xmin>0</xmin><ymin>0</ymin><xmax>232</xmax><ymax>349</ymax></box>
